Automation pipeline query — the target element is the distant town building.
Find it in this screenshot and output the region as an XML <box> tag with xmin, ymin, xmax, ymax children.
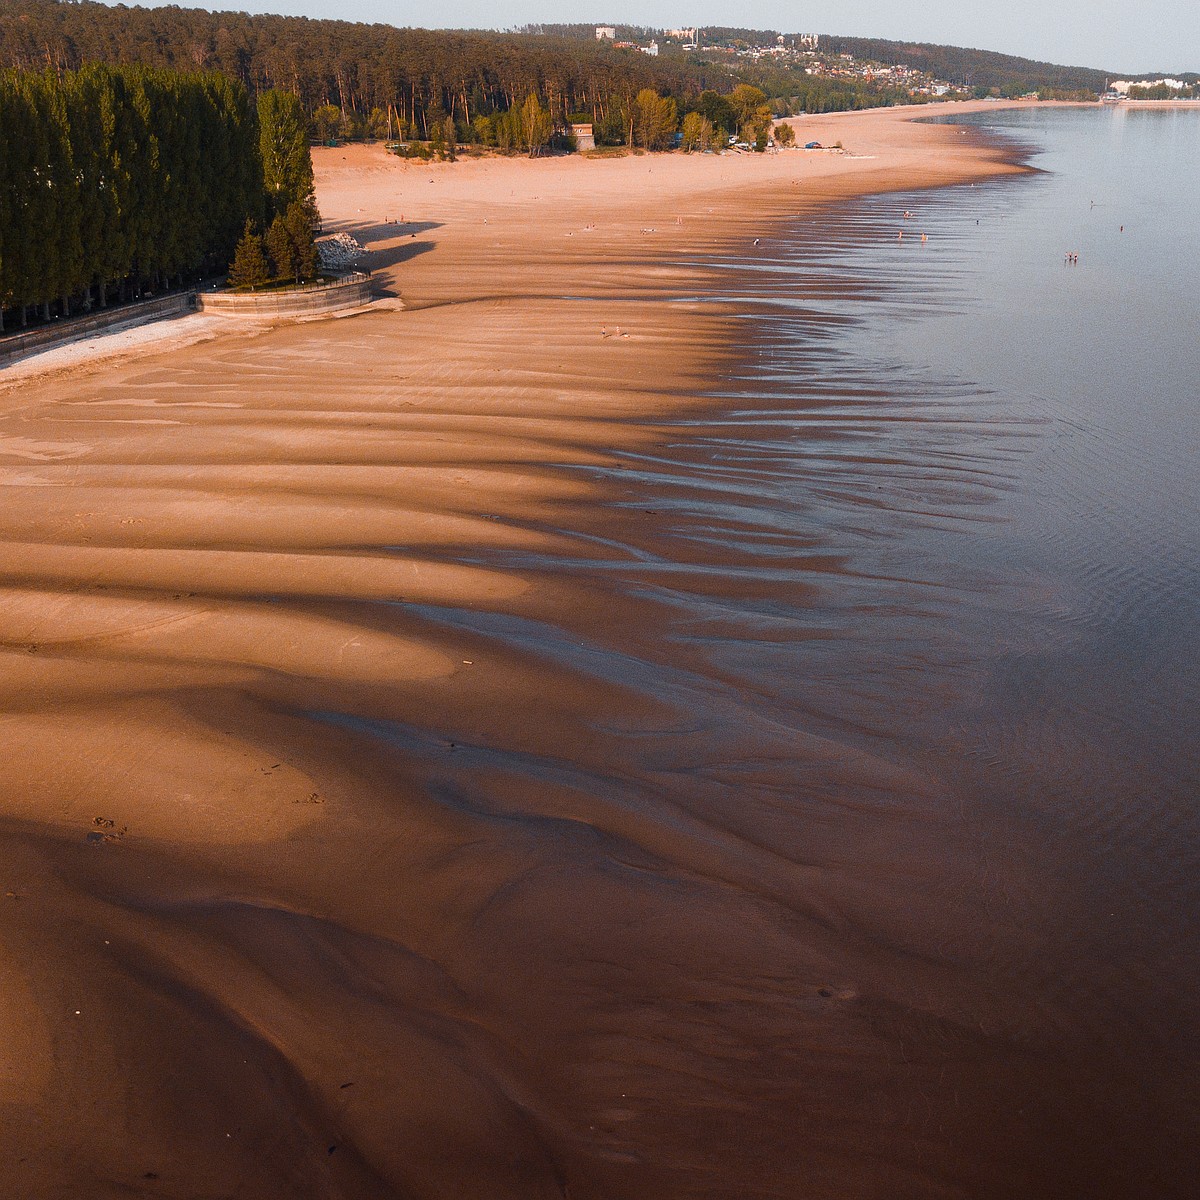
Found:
<box><xmin>570</xmin><ymin>122</ymin><xmax>595</xmax><ymax>151</ymax></box>
<box><xmin>665</xmin><ymin>28</ymin><xmax>696</xmax><ymax>41</ymax></box>
<box><xmin>595</xmin><ymin>26</ymin><xmax>616</xmax><ymax>40</ymax></box>
<box><xmin>1111</xmin><ymin>78</ymin><xmax>1186</xmax><ymax>93</ymax></box>
<box><xmin>640</xmin><ymin>41</ymin><xmax>659</xmax><ymax>57</ymax></box>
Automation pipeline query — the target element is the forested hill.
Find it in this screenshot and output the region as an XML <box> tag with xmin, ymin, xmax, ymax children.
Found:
<box><xmin>0</xmin><ymin>1</ymin><xmax>740</xmax><ymax>131</ymax></box>
<box><xmin>1</xmin><ymin>2</ymin><xmax>1118</xmax><ymax>123</ymax></box>
<box><xmin>527</xmin><ymin>24</ymin><xmax>1114</xmax><ymax>94</ymax></box>
<box><xmin>817</xmin><ymin>37</ymin><xmax>1111</xmax><ymax>94</ymax></box>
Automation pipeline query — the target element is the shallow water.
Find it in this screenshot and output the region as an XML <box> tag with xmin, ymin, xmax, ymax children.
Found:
<box><xmin>432</xmin><ymin>107</ymin><xmax>1200</xmax><ymax>1194</ymax></box>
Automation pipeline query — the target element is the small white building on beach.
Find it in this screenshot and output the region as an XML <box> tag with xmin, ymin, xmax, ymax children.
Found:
<box><xmin>570</xmin><ymin>123</ymin><xmax>595</xmax><ymax>151</ymax></box>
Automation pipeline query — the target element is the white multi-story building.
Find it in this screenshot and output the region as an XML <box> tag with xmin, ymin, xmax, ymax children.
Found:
<box><xmin>1111</xmin><ymin>78</ymin><xmax>1186</xmax><ymax>93</ymax></box>
<box><xmin>595</xmin><ymin>26</ymin><xmax>616</xmax><ymax>40</ymax></box>
<box><xmin>640</xmin><ymin>41</ymin><xmax>659</xmax><ymax>57</ymax></box>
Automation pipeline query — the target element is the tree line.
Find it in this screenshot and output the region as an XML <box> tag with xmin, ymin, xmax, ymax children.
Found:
<box><xmin>0</xmin><ymin>1</ymin><xmax>738</xmax><ymax>136</ymax></box>
<box><xmin>0</xmin><ymin>1</ymin><xmax>945</xmax><ymax>147</ymax></box>
<box><xmin>0</xmin><ymin>63</ymin><xmax>315</xmax><ymax>332</ymax></box>
<box><xmin>376</xmin><ymin>81</ymin><xmax>800</xmax><ymax>161</ymax></box>
<box><xmin>1125</xmin><ymin>82</ymin><xmax>1199</xmax><ymax>99</ymax></box>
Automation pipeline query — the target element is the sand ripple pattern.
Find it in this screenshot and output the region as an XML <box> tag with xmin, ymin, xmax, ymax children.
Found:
<box><xmin>2</xmin><ymin>170</ymin><xmax>1197</xmax><ymax>1197</ymax></box>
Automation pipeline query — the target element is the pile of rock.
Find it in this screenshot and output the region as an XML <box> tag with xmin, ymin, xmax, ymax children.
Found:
<box><xmin>317</xmin><ymin>233</ymin><xmax>365</xmax><ymax>271</ymax></box>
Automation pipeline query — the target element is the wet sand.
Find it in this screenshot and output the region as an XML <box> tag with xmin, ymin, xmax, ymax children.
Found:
<box><xmin>1</xmin><ymin>100</ymin><xmax>1166</xmax><ymax>1198</ymax></box>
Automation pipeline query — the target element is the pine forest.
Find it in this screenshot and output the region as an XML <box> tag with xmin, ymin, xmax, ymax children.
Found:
<box><xmin>0</xmin><ymin>64</ymin><xmax>314</xmax><ymax>332</ymax></box>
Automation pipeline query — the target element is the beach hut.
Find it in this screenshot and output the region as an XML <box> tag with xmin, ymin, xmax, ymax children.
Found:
<box><xmin>570</xmin><ymin>123</ymin><xmax>596</xmax><ymax>151</ymax></box>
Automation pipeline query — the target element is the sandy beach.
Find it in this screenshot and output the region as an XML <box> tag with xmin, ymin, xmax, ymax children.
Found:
<box><xmin>2</xmin><ymin>100</ymin><xmax>1032</xmax><ymax>387</ymax></box>
<box><xmin>0</xmin><ymin>101</ymin><xmax>1074</xmax><ymax>1198</ymax></box>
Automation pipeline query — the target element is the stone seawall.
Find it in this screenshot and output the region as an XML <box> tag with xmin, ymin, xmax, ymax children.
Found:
<box><xmin>197</xmin><ymin>273</ymin><xmax>374</xmax><ymax>318</ymax></box>
<box><xmin>1</xmin><ymin>293</ymin><xmax>195</xmax><ymax>366</ymax></box>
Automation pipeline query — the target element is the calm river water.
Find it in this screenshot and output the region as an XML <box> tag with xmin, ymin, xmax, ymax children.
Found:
<box><xmin>544</xmin><ymin>105</ymin><xmax>1200</xmax><ymax>1195</ymax></box>
<box><xmin>300</xmin><ymin>108</ymin><xmax>1200</xmax><ymax>1197</ymax></box>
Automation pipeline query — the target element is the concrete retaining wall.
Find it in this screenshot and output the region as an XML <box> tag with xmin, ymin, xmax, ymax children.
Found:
<box><xmin>1</xmin><ymin>292</ymin><xmax>195</xmax><ymax>366</ymax></box>
<box><xmin>197</xmin><ymin>273</ymin><xmax>373</xmax><ymax>318</ymax></box>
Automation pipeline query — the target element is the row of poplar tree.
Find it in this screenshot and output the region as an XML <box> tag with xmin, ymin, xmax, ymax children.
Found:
<box><xmin>0</xmin><ymin>64</ymin><xmax>315</xmax><ymax>332</ymax></box>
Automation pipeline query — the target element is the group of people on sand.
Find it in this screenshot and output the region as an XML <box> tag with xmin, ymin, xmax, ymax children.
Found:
<box><xmin>1065</xmin><ymin>251</ymin><xmax>1080</xmax><ymax>264</ymax></box>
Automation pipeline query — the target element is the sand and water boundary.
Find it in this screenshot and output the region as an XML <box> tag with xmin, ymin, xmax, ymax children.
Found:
<box><xmin>0</xmin><ymin>99</ymin><xmax>1048</xmax><ymax>390</ymax></box>
<box><xmin>0</xmin><ymin>99</ymin><xmax>1062</xmax><ymax>1198</ymax></box>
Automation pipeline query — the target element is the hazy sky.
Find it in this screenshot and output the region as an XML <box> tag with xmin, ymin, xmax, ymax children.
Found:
<box><xmin>107</xmin><ymin>2</ymin><xmax>1199</xmax><ymax>74</ymax></box>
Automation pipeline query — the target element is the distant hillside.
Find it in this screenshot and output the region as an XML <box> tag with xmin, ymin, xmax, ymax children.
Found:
<box><xmin>0</xmin><ymin>2</ymin><xmax>736</xmax><ymax>132</ymax></box>
<box><xmin>0</xmin><ymin>2</ymin><xmax>960</xmax><ymax>139</ymax></box>
<box><xmin>2</xmin><ymin>2</ymin><xmax>1139</xmax><ymax>143</ymax></box>
<box><xmin>529</xmin><ymin>24</ymin><xmax>1126</xmax><ymax>93</ymax></box>
<box><xmin>817</xmin><ymin>36</ymin><xmax>1112</xmax><ymax>93</ymax></box>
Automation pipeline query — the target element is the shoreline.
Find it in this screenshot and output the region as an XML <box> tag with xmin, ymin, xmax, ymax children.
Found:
<box><xmin>1108</xmin><ymin>97</ymin><xmax>1200</xmax><ymax>107</ymax></box>
<box><xmin>0</xmin><ymin>100</ymin><xmax>1043</xmax><ymax>1197</ymax></box>
<box><xmin>0</xmin><ymin>99</ymin><xmax>1037</xmax><ymax>390</ymax></box>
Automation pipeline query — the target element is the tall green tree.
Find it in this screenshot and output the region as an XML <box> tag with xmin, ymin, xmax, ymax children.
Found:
<box><xmin>493</xmin><ymin>109</ymin><xmax>520</xmax><ymax>152</ymax></box>
<box><xmin>694</xmin><ymin>90</ymin><xmax>736</xmax><ymax>135</ymax></box>
<box><xmin>312</xmin><ymin>103</ymin><xmax>341</xmax><ymax>142</ymax></box>
<box><xmin>39</xmin><ymin>71</ymin><xmax>83</xmax><ymax>314</ymax></box>
<box><xmin>20</xmin><ymin>72</ymin><xmax>66</xmax><ymax>320</ymax></box>
<box><xmin>365</xmin><ymin>106</ymin><xmax>389</xmax><ymax>139</ymax></box>
<box><xmin>228</xmin><ymin>219</ymin><xmax>269</xmax><ymax>288</ymax></box>
<box><xmin>439</xmin><ymin>116</ymin><xmax>457</xmax><ymax>161</ymax></box>
<box><xmin>0</xmin><ymin>72</ymin><xmax>39</xmax><ymax>326</ymax></box>
<box><xmin>263</xmin><ymin>202</ymin><xmax>317</xmax><ymax>284</ymax></box>
<box><xmin>283</xmin><ymin>201</ymin><xmax>318</xmax><ymax>281</ymax></box>
<box><xmin>258</xmin><ymin>88</ymin><xmax>314</xmax><ymax>219</ymax></box>
<box><xmin>518</xmin><ymin>93</ymin><xmax>551</xmax><ymax>156</ymax></box>
<box><xmin>66</xmin><ymin>65</ymin><xmax>119</xmax><ymax>308</ymax></box>
<box><xmin>264</xmin><ymin>212</ymin><xmax>294</xmax><ymax>281</ymax></box>
<box><xmin>680</xmin><ymin>111</ymin><xmax>717</xmax><ymax>152</ymax></box>
<box><xmin>741</xmin><ymin>102</ymin><xmax>776</xmax><ymax>147</ymax></box>
<box><xmin>205</xmin><ymin>72</ymin><xmax>266</xmax><ymax>273</ymax></box>
<box><xmin>633</xmin><ymin>89</ymin><xmax>677</xmax><ymax>151</ymax></box>
<box><xmin>729</xmin><ymin>84</ymin><xmax>768</xmax><ymax>128</ymax></box>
